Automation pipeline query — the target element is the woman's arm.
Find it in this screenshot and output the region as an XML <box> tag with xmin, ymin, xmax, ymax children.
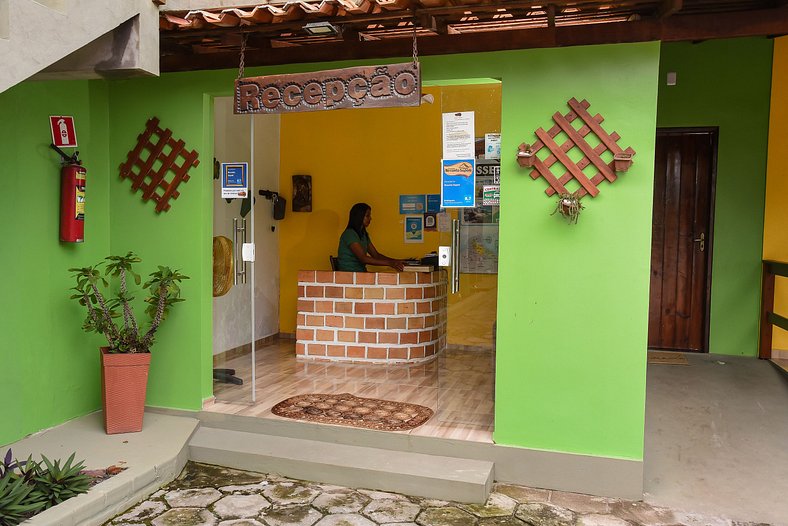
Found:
<box><xmin>350</xmin><ymin>242</ymin><xmax>405</xmax><ymax>271</ymax></box>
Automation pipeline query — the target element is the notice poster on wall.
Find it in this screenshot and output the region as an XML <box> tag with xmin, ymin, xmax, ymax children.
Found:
<box><xmin>441</xmin><ymin>159</ymin><xmax>475</xmax><ymax>208</ymax></box>
<box><xmin>482</xmin><ymin>185</ymin><xmax>500</xmax><ymax>206</ymax></box>
<box><xmin>399</xmin><ymin>194</ymin><xmax>426</xmax><ymax>214</ymax></box>
<box><xmin>442</xmin><ymin>112</ymin><xmax>475</xmax><ymax>160</ymax></box>
<box><xmin>484</xmin><ymin>133</ymin><xmax>501</xmax><ymax>160</ymax></box>
<box><xmin>404</xmin><ymin>216</ymin><xmax>424</xmax><ymax>243</ymax></box>
<box><xmin>221</xmin><ymin>162</ymin><xmax>249</xmax><ymax>199</ymax></box>
<box><xmin>460</xmin><ymin>224</ymin><xmax>499</xmax><ymax>274</ymax></box>
<box><xmin>437</xmin><ymin>211</ymin><xmax>451</xmax><ymax>232</ymax></box>
<box><xmin>426</xmin><ymin>194</ymin><xmax>442</xmax><ymax>213</ymax></box>
<box><xmin>463</xmin><ymin>160</ymin><xmax>500</xmax><ymax>223</ymax></box>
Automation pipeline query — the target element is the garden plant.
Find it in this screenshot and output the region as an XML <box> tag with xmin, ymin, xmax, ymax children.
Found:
<box><xmin>0</xmin><ymin>449</ymin><xmax>90</xmax><ymax>526</ymax></box>
<box><xmin>69</xmin><ymin>252</ymin><xmax>189</xmax><ymax>353</ymax></box>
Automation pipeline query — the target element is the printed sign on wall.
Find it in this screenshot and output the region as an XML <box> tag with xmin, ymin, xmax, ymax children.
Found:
<box><xmin>404</xmin><ymin>216</ymin><xmax>424</xmax><ymax>243</ymax></box>
<box><xmin>442</xmin><ymin>112</ymin><xmax>475</xmax><ymax>160</ymax></box>
<box><xmin>482</xmin><ymin>185</ymin><xmax>500</xmax><ymax>206</ymax></box>
<box><xmin>426</xmin><ymin>194</ymin><xmax>441</xmax><ymax>213</ymax></box>
<box><xmin>399</xmin><ymin>194</ymin><xmax>426</xmax><ymax>214</ymax></box>
<box><xmin>221</xmin><ymin>162</ymin><xmax>249</xmax><ymax>199</ymax></box>
<box><xmin>49</xmin><ymin>116</ymin><xmax>77</xmax><ymax>148</ymax></box>
<box><xmin>441</xmin><ymin>159</ymin><xmax>475</xmax><ymax>208</ymax></box>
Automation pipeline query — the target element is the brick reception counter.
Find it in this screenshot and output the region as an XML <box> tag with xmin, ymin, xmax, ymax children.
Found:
<box><xmin>296</xmin><ymin>270</ymin><xmax>448</xmax><ymax>363</ymax></box>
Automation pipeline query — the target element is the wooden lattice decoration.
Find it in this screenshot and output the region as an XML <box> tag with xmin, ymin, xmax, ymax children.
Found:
<box><xmin>520</xmin><ymin>98</ymin><xmax>635</xmax><ymax>199</ymax></box>
<box><xmin>119</xmin><ymin>117</ymin><xmax>200</xmax><ymax>213</ymax></box>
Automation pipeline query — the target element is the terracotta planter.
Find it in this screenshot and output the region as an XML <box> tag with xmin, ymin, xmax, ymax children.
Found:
<box><xmin>613</xmin><ymin>153</ymin><xmax>633</xmax><ymax>172</ymax></box>
<box><xmin>100</xmin><ymin>348</ymin><xmax>151</xmax><ymax>434</ymax></box>
<box><xmin>516</xmin><ymin>143</ymin><xmax>536</xmax><ymax>167</ymax></box>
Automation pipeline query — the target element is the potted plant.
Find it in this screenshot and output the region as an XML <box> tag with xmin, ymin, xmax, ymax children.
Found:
<box><xmin>613</xmin><ymin>152</ymin><xmax>633</xmax><ymax>172</ymax></box>
<box><xmin>516</xmin><ymin>142</ymin><xmax>536</xmax><ymax>167</ymax></box>
<box><xmin>551</xmin><ymin>190</ymin><xmax>585</xmax><ymax>224</ymax></box>
<box><xmin>69</xmin><ymin>252</ymin><xmax>188</xmax><ymax>434</ymax></box>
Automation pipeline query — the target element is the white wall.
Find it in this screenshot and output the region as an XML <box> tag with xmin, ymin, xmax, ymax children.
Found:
<box><xmin>213</xmin><ymin>97</ymin><xmax>280</xmax><ymax>356</ymax></box>
<box><xmin>253</xmin><ymin>112</ymin><xmax>281</xmax><ymax>339</ymax></box>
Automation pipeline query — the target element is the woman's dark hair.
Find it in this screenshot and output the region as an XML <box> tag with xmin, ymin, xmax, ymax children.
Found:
<box><xmin>347</xmin><ymin>202</ymin><xmax>371</xmax><ymax>238</ymax></box>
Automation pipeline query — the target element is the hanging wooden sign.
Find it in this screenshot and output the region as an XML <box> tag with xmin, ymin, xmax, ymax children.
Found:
<box><xmin>234</xmin><ymin>62</ymin><xmax>421</xmax><ymax>115</ymax></box>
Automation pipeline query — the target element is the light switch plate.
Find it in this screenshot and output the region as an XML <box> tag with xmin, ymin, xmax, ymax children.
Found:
<box><xmin>438</xmin><ymin>246</ymin><xmax>451</xmax><ymax>267</ymax></box>
<box><xmin>242</xmin><ymin>243</ymin><xmax>255</xmax><ymax>262</ymax></box>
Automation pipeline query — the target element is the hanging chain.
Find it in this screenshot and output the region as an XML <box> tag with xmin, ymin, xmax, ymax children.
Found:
<box><xmin>237</xmin><ymin>33</ymin><xmax>248</xmax><ymax>80</ymax></box>
<box><xmin>411</xmin><ymin>14</ymin><xmax>419</xmax><ymax>65</ymax></box>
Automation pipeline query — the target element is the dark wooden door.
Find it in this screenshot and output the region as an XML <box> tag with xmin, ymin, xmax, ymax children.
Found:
<box><xmin>648</xmin><ymin>129</ymin><xmax>716</xmax><ymax>352</ymax></box>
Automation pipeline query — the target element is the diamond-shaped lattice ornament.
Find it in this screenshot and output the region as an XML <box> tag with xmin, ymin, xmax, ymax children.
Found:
<box><xmin>119</xmin><ymin>117</ymin><xmax>200</xmax><ymax>213</ymax></box>
<box><xmin>519</xmin><ymin>98</ymin><xmax>635</xmax><ymax>199</ymax></box>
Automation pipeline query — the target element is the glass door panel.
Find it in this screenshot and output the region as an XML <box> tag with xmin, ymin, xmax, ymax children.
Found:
<box><xmin>437</xmin><ymin>82</ymin><xmax>501</xmax><ymax>430</ymax></box>
<box><xmin>212</xmin><ymin>97</ymin><xmax>256</xmax><ymax>406</ymax></box>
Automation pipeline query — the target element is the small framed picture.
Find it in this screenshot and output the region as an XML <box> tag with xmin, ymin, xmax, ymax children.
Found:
<box><xmin>292</xmin><ymin>175</ymin><xmax>312</xmax><ymax>212</ymax></box>
<box><xmin>404</xmin><ymin>216</ymin><xmax>424</xmax><ymax>243</ymax></box>
<box><xmin>424</xmin><ymin>212</ymin><xmax>437</xmax><ymax>232</ymax></box>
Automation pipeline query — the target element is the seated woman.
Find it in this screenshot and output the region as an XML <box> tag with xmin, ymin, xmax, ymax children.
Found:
<box><xmin>338</xmin><ymin>203</ymin><xmax>405</xmax><ymax>272</ymax></box>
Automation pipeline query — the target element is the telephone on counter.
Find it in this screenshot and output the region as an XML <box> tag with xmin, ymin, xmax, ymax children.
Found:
<box><xmin>420</xmin><ymin>253</ymin><xmax>439</xmax><ymax>267</ymax></box>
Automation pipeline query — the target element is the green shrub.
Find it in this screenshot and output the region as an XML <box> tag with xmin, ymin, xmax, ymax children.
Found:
<box><xmin>0</xmin><ymin>474</ymin><xmax>46</xmax><ymax>526</ymax></box>
<box><xmin>33</xmin><ymin>453</ymin><xmax>91</xmax><ymax>509</ymax></box>
<box><xmin>0</xmin><ymin>450</ymin><xmax>90</xmax><ymax>525</ymax></box>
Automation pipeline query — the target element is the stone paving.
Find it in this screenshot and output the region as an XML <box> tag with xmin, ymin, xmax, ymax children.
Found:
<box><xmin>104</xmin><ymin>462</ymin><xmax>770</xmax><ymax>526</ymax></box>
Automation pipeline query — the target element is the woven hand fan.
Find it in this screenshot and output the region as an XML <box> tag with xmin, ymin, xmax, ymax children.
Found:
<box><xmin>213</xmin><ymin>236</ymin><xmax>233</xmax><ymax>297</ymax></box>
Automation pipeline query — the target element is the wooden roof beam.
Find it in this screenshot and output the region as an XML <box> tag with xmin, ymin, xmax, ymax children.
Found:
<box><xmin>658</xmin><ymin>0</ymin><xmax>682</xmax><ymax>18</ymax></box>
<box><xmin>161</xmin><ymin>6</ymin><xmax>788</xmax><ymax>71</ymax></box>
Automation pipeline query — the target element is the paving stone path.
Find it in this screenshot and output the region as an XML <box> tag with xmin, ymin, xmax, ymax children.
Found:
<box><xmin>105</xmin><ymin>462</ymin><xmax>769</xmax><ymax>526</ymax></box>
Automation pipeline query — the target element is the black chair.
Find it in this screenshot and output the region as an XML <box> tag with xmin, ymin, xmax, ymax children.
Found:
<box><xmin>329</xmin><ymin>256</ymin><xmax>339</xmax><ymax>271</ymax></box>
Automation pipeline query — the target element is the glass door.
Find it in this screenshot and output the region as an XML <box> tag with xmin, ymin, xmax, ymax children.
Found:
<box><xmin>212</xmin><ymin>96</ymin><xmax>256</xmax><ymax>405</ymax></box>
<box><xmin>436</xmin><ymin>82</ymin><xmax>500</xmax><ymax>432</ymax></box>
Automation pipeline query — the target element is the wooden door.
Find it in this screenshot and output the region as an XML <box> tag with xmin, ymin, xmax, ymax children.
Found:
<box><xmin>648</xmin><ymin>129</ymin><xmax>716</xmax><ymax>352</ymax></box>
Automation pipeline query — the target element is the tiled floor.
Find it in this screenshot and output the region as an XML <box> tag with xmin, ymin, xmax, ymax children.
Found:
<box><xmin>210</xmin><ymin>339</ymin><xmax>495</xmax><ymax>442</ymax></box>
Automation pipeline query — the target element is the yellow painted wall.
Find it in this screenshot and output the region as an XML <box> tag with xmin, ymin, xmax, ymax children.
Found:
<box><xmin>278</xmin><ymin>83</ymin><xmax>501</xmax><ymax>345</ymax></box>
<box><xmin>763</xmin><ymin>36</ymin><xmax>788</xmax><ymax>350</ymax></box>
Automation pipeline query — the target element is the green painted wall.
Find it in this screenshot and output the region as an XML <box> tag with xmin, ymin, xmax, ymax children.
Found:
<box><xmin>657</xmin><ymin>38</ymin><xmax>773</xmax><ymax>357</ymax></box>
<box><xmin>1</xmin><ymin>43</ymin><xmax>660</xmax><ymax>462</ymax></box>
<box><xmin>0</xmin><ymin>80</ymin><xmax>111</xmax><ymax>446</ymax></box>
<box><xmin>106</xmin><ymin>77</ymin><xmax>215</xmax><ymax>410</ymax></box>
<box><xmin>490</xmin><ymin>44</ymin><xmax>660</xmax><ymax>459</ymax></box>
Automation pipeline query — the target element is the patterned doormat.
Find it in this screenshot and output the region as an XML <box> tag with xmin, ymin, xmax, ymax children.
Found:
<box><xmin>271</xmin><ymin>393</ymin><xmax>433</xmax><ymax>431</ymax></box>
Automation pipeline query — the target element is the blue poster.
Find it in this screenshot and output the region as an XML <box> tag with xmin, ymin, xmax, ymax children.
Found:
<box><xmin>426</xmin><ymin>194</ymin><xmax>441</xmax><ymax>213</ymax></box>
<box><xmin>221</xmin><ymin>162</ymin><xmax>249</xmax><ymax>199</ymax></box>
<box><xmin>441</xmin><ymin>159</ymin><xmax>475</xmax><ymax>208</ymax></box>
<box><xmin>404</xmin><ymin>216</ymin><xmax>424</xmax><ymax>243</ymax></box>
<box><xmin>399</xmin><ymin>194</ymin><xmax>426</xmax><ymax>214</ymax></box>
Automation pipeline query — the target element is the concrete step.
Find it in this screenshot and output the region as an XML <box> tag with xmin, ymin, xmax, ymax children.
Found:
<box><xmin>188</xmin><ymin>426</ymin><xmax>494</xmax><ymax>503</ymax></box>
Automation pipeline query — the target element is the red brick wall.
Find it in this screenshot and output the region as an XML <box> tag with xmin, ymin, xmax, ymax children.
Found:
<box><xmin>296</xmin><ymin>270</ymin><xmax>448</xmax><ymax>363</ymax></box>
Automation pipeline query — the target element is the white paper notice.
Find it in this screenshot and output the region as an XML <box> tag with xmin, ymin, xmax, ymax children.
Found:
<box><xmin>484</xmin><ymin>133</ymin><xmax>501</xmax><ymax>160</ymax></box>
<box><xmin>437</xmin><ymin>211</ymin><xmax>452</xmax><ymax>232</ymax></box>
<box><xmin>442</xmin><ymin>112</ymin><xmax>475</xmax><ymax>160</ymax></box>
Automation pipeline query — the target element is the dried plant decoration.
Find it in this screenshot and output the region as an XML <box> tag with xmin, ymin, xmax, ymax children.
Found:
<box><xmin>551</xmin><ymin>191</ymin><xmax>585</xmax><ymax>224</ymax></box>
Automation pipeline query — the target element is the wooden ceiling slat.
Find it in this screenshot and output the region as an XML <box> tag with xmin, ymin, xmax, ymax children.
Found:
<box><xmin>659</xmin><ymin>0</ymin><xmax>683</xmax><ymax>17</ymax></box>
<box><xmin>161</xmin><ymin>0</ymin><xmax>788</xmax><ymax>71</ymax></box>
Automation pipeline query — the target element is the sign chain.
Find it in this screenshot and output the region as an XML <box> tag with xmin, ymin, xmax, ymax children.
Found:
<box><xmin>237</xmin><ymin>33</ymin><xmax>248</xmax><ymax>80</ymax></box>
<box><xmin>412</xmin><ymin>15</ymin><xmax>419</xmax><ymax>65</ymax></box>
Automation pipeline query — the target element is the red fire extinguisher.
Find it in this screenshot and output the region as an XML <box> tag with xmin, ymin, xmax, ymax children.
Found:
<box><xmin>51</xmin><ymin>144</ymin><xmax>86</xmax><ymax>243</ymax></box>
